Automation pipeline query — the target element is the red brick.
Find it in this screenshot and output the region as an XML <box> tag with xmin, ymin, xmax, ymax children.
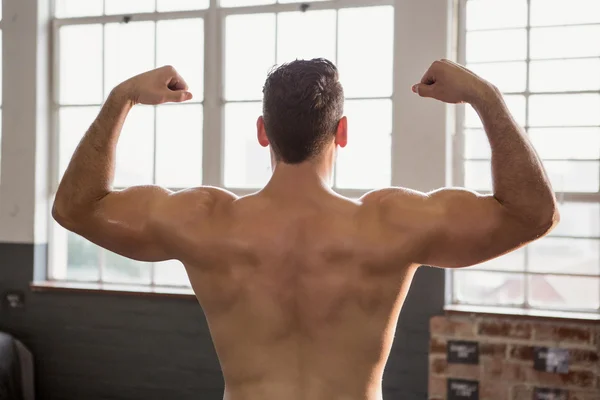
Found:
<box><xmin>430</xmin><ymin>358</ymin><xmax>481</xmax><ymax>379</ymax></box>
<box><xmin>509</xmin><ymin>345</ymin><xmax>534</xmax><ymax>362</ymax></box>
<box><xmin>483</xmin><ymin>359</ymin><xmax>528</xmax><ymax>382</ymax></box>
<box><xmin>480</xmin><ymin>379</ymin><xmax>510</xmax><ymax>400</ymax></box>
<box><xmin>534</xmin><ymin>324</ymin><xmax>592</xmax><ymax>345</ymax></box>
<box><xmin>511</xmin><ymin>385</ymin><xmax>531</xmax><ymax>400</ymax></box>
<box><xmin>570</xmin><ymin>391</ymin><xmax>600</xmax><ymax>400</ymax></box>
<box><xmin>478</xmin><ymin>320</ymin><xmax>532</xmax><ymax>340</ymax></box>
<box><xmin>570</xmin><ymin>349</ymin><xmax>600</xmax><ymax>369</ymax></box>
<box><xmin>431</xmin><ymin>316</ymin><xmax>476</xmax><ymax>338</ymax></box>
<box><xmin>480</xmin><ymin>343</ymin><xmax>507</xmax><ymax>358</ymax></box>
<box><xmin>527</xmin><ymin>369</ymin><xmax>596</xmax><ymax>389</ymax></box>
<box><xmin>430</xmin><ymin>337</ymin><xmax>447</xmax><ymax>354</ymax></box>
<box><xmin>429</xmin><ymin>375</ymin><xmax>446</xmax><ymax>398</ymax></box>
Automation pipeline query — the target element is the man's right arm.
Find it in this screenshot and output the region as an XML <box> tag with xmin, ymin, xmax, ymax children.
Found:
<box><xmin>371</xmin><ymin>60</ymin><xmax>559</xmax><ymax>269</ymax></box>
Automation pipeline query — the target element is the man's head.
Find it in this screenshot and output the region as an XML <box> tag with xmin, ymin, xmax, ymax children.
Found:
<box><xmin>257</xmin><ymin>58</ymin><xmax>347</xmax><ymax>165</ymax></box>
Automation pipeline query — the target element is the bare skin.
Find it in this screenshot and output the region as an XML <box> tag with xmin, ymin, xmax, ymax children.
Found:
<box><xmin>53</xmin><ymin>61</ymin><xmax>559</xmax><ymax>400</ymax></box>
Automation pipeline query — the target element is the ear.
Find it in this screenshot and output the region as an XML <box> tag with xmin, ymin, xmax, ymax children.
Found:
<box><xmin>335</xmin><ymin>116</ymin><xmax>348</xmax><ymax>148</ymax></box>
<box><xmin>257</xmin><ymin>116</ymin><xmax>269</xmax><ymax>147</ymax></box>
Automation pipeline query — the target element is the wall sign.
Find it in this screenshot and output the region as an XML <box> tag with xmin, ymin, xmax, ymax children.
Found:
<box><xmin>534</xmin><ymin>347</ymin><xmax>569</xmax><ymax>374</ymax></box>
<box><xmin>447</xmin><ymin>378</ymin><xmax>479</xmax><ymax>400</ymax></box>
<box><xmin>447</xmin><ymin>340</ymin><xmax>479</xmax><ymax>364</ymax></box>
<box><xmin>533</xmin><ymin>387</ymin><xmax>569</xmax><ymax>400</ymax></box>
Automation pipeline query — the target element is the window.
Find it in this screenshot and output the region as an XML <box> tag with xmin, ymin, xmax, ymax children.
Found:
<box><xmin>451</xmin><ymin>0</ymin><xmax>600</xmax><ymax>315</ymax></box>
<box><xmin>50</xmin><ymin>0</ymin><xmax>394</xmax><ymax>288</ymax></box>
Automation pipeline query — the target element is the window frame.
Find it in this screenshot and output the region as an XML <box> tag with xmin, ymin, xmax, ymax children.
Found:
<box><xmin>48</xmin><ymin>0</ymin><xmax>396</xmax><ymax>288</ymax></box>
<box><xmin>449</xmin><ymin>0</ymin><xmax>600</xmax><ymax>316</ymax></box>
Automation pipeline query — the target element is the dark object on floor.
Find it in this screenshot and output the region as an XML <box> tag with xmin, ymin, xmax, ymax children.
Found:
<box><xmin>0</xmin><ymin>332</ymin><xmax>35</xmax><ymax>400</ymax></box>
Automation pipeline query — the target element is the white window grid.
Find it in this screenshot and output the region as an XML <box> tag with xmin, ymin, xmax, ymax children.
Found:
<box><xmin>49</xmin><ymin>0</ymin><xmax>396</xmax><ymax>287</ymax></box>
<box><xmin>449</xmin><ymin>0</ymin><xmax>600</xmax><ymax>315</ymax></box>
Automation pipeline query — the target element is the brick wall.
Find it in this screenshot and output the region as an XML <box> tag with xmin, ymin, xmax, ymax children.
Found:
<box><xmin>429</xmin><ymin>314</ymin><xmax>600</xmax><ymax>400</ymax></box>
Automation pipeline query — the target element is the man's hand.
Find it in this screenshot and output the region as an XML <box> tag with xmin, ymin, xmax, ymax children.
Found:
<box><xmin>411</xmin><ymin>59</ymin><xmax>496</xmax><ymax>104</ymax></box>
<box><xmin>116</xmin><ymin>65</ymin><xmax>193</xmax><ymax>105</ymax></box>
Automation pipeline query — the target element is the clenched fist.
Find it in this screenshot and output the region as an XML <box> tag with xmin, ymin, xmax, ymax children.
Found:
<box><xmin>412</xmin><ymin>59</ymin><xmax>496</xmax><ymax>105</ymax></box>
<box><xmin>117</xmin><ymin>65</ymin><xmax>193</xmax><ymax>105</ymax></box>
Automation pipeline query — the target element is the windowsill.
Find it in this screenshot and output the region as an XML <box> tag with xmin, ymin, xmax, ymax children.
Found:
<box><xmin>445</xmin><ymin>304</ymin><xmax>600</xmax><ymax>323</ymax></box>
<box><xmin>30</xmin><ymin>281</ymin><xmax>197</xmax><ymax>300</ymax></box>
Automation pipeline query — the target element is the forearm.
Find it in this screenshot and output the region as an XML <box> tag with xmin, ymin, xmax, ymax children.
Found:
<box><xmin>55</xmin><ymin>86</ymin><xmax>133</xmax><ymax>213</ymax></box>
<box><xmin>472</xmin><ymin>87</ymin><xmax>558</xmax><ymax>226</ymax></box>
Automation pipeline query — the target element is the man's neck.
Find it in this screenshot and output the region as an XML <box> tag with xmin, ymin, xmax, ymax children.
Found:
<box><xmin>263</xmin><ymin>161</ymin><xmax>334</xmax><ymax>196</ymax></box>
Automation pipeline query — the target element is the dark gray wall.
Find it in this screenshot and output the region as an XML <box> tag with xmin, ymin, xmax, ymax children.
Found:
<box><xmin>0</xmin><ymin>243</ymin><xmax>444</xmax><ymax>400</ymax></box>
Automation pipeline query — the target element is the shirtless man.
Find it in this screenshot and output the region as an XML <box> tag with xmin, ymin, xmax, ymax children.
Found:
<box><xmin>53</xmin><ymin>58</ymin><xmax>559</xmax><ymax>400</ymax></box>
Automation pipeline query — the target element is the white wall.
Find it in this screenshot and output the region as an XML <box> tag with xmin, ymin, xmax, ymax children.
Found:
<box><xmin>0</xmin><ymin>0</ymin><xmax>51</xmax><ymax>244</ymax></box>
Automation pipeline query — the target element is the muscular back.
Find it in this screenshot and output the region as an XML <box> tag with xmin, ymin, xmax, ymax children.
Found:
<box><xmin>164</xmin><ymin>190</ymin><xmax>419</xmax><ymax>400</ymax></box>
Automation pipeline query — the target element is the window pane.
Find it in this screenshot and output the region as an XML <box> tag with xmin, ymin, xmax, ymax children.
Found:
<box><xmin>465</xmin><ymin>94</ymin><xmax>525</xmax><ymax>128</ymax></box>
<box><xmin>466</xmin><ymin>30</ymin><xmax>527</xmax><ymax>63</ymax></box>
<box><xmin>225</xmin><ymin>14</ymin><xmax>275</xmax><ymax>101</ymax></box>
<box><xmin>0</xmin><ymin>31</ymin><xmax>2</xmax><ymax>105</ymax></box>
<box><xmin>157</xmin><ymin>19</ymin><xmax>204</xmax><ymax>101</ymax></box>
<box><xmin>464</xmin><ymin>129</ymin><xmax>490</xmax><ymax>159</ymax></box>
<box><xmin>156</xmin><ymin>104</ymin><xmax>203</xmax><ymax>188</ymax></box>
<box><xmin>336</xmin><ymin>99</ymin><xmax>392</xmax><ymax>189</ymax></box>
<box><xmin>471</xmin><ymin>248</ymin><xmax>526</xmax><ymax>272</ymax></box>
<box><xmin>529</xmin><ymin>128</ymin><xmax>600</xmax><ymax>160</ymax></box>
<box><xmin>467</xmin><ymin>62</ymin><xmax>527</xmax><ymax>93</ymax></box>
<box><xmin>530</xmin><ymin>59</ymin><xmax>600</xmax><ymax>92</ymax></box>
<box><xmin>104</xmin><ymin>250</ymin><xmax>151</xmax><ymax>284</ymax></box>
<box><xmin>66</xmin><ymin>232</ymin><xmax>100</xmax><ymax>281</ymax></box>
<box><xmin>530</xmin><ymin>26</ymin><xmax>600</xmax><ymax>59</ymax></box>
<box><xmin>154</xmin><ymin>260</ymin><xmax>191</xmax><ymax>286</ymax></box>
<box><xmin>453</xmin><ymin>271</ymin><xmax>524</xmax><ymax>306</ymax></box>
<box><xmin>224</xmin><ymin>102</ymin><xmax>271</xmax><ymax>188</ymax></box>
<box><xmin>529</xmin><ymin>238</ymin><xmax>599</xmax><ymax>275</ymax></box>
<box><xmin>528</xmin><ymin>275</ymin><xmax>599</xmax><ymax>311</ymax></box>
<box><xmin>220</xmin><ymin>0</ymin><xmax>274</xmax><ymax>7</ymax></box>
<box><xmin>276</xmin><ymin>10</ymin><xmax>336</xmax><ymax>64</ymax></box>
<box><xmin>464</xmin><ymin>160</ymin><xmax>491</xmax><ymax>191</ymax></box>
<box><xmin>105</xmin><ymin>0</ymin><xmax>155</xmax><ymax>14</ymax></box>
<box><xmin>529</xmin><ymin>94</ymin><xmax>600</xmax><ymax>127</ymax></box>
<box><xmin>466</xmin><ymin>0</ymin><xmax>528</xmax><ymax>30</ymax></box>
<box><xmin>55</xmin><ymin>0</ymin><xmax>103</xmax><ymax>17</ymax></box>
<box><xmin>544</xmin><ymin>160</ymin><xmax>599</xmax><ymax>193</ymax></box>
<box><xmin>114</xmin><ymin>106</ymin><xmax>155</xmax><ymax>187</ymax></box>
<box><xmin>338</xmin><ymin>6</ymin><xmax>393</xmax><ymax>98</ymax></box>
<box><xmin>157</xmin><ymin>0</ymin><xmax>209</xmax><ymax>11</ymax></box>
<box><xmin>59</xmin><ymin>107</ymin><xmax>101</xmax><ymax>179</ymax></box>
<box><xmin>279</xmin><ymin>0</ymin><xmax>327</xmax><ymax>3</ymax></box>
<box><xmin>105</xmin><ymin>21</ymin><xmax>155</xmax><ymax>97</ymax></box>
<box><xmin>530</xmin><ymin>0</ymin><xmax>600</xmax><ymax>26</ymax></box>
<box><xmin>551</xmin><ymin>202</ymin><xmax>600</xmax><ymax>238</ymax></box>
<box><xmin>60</xmin><ymin>25</ymin><xmax>103</xmax><ymax>104</ymax></box>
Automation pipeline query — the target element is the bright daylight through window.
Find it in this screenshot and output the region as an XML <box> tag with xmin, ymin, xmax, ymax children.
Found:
<box><xmin>451</xmin><ymin>0</ymin><xmax>600</xmax><ymax>316</ymax></box>
<box><xmin>50</xmin><ymin>0</ymin><xmax>393</xmax><ymax>288</ymax></box>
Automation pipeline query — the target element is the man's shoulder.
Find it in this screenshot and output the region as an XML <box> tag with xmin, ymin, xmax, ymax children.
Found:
<box><xmin>172</xmin><ymin>186</ymin><xmax>238</xmax><ymax>203</ymax></box>
<box><xmin>156</xmin><ymin>186</ymin><xmax>238</xmax><ymax>219</ymax></box>
<box><xmin>359</xmin><ymin>187</ymin><xmax>428</xmax><ymax>207</ymax></box>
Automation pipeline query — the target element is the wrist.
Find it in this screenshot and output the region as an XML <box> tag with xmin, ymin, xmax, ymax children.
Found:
<box><xmin>468</xmin><ymin>82</ymin><xmax>502</xmax><ymax>111</ymax></box>
<box><xmin>110</xmin><ymin>81</ymin><xmax>137</xmax><ymax>109</ymax></box>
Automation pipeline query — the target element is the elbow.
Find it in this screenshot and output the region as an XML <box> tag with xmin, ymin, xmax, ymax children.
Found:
<box><xmin>51</xmin><ymin>201</ymin><xmax>73</xmax><ymax>229</ymax></box>
<box><xmin>52</xmin><ymin>199</ymin><xmax>90</xmax><ymax>232</ymax></box>
<box><xmin>528</xmin><ymin>202</ymin><xmax>560</xmax><ymax>238</ymax></box>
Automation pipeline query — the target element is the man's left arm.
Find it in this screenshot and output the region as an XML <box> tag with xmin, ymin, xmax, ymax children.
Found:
<box><xmin>53</xmin><ymin>66</ymin><xmax>197</xmax><ymax>262</ymax></box>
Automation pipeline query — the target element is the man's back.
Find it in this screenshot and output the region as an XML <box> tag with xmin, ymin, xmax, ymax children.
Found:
<box><xmin>52</xmin><ymin>60</ymin><xmax>559</xmax><ymax>400</ymax></box>
<box><xmin>169</xmin><ymin>190</ymin><xmax>418</xmax><ymax>400</ymax></box>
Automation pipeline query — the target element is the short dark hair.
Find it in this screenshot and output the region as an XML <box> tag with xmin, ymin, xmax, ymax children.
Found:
<box><xmin>262</xmin><ymin>58</ymin><xmax>344</xmax><ymax>164</ymax></box>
